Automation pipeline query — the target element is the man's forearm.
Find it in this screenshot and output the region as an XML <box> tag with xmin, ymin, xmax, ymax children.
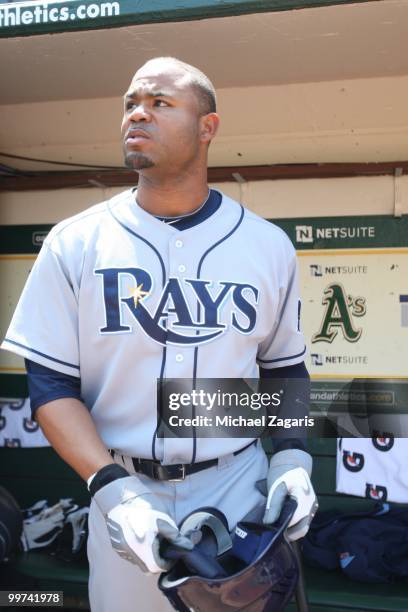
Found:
<box><xmin>260</xmin><ymin>362</ymin><xmax>310</xmax><ymax>450</ymax></box>
<box><xmin>36</xmin><ymin>398</ymin><xmax>114</xmax><ymax>481</ymax></box>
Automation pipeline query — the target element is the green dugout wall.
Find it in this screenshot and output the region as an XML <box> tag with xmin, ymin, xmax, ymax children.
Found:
<box><xmin>1</xmin><ymin>215</ymin><xmax>407</xmax><ymax>429</ymax></box>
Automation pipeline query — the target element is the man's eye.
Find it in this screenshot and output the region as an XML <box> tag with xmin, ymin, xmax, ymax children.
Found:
<box><xmin>125</xmin><ymin>99</ymin><xmax>169</xmax><ymax>110</ymax></box>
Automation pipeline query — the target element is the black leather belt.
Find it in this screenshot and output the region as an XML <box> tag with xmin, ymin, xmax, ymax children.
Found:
<box><xmin>110</xmin><ymin>440</ymin><xmax>257</xmax><ymax>482</ymax></box>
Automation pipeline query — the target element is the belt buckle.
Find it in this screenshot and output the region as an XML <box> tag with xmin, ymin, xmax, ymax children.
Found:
<box><xmin>168</xmin><ymin>464</ymin><xmax>186</xmax><ymax>482</ymax></box>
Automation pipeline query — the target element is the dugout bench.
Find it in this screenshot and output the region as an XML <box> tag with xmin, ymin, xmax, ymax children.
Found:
<box><xmin>1</xmin><ymin>440</ymin><xmax>407</xmax><ymax>612</ymax></box>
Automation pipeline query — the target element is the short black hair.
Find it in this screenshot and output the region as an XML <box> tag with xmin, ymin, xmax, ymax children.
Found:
<box><xmin>138</xmin><ymin>57</ymin><xmax>216</xmax><ymax>116</ymax></box>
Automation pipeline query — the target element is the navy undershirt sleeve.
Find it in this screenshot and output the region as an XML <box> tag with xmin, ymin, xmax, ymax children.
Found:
<box><xmin>259</xmin><ymin>361</ymin><xmax>310</xmax><ymax>454</ymax></box>
<box><xmin>25</xmin><ymin>359</ymin><xmax>82</xmax><ymax>419</ymax></box>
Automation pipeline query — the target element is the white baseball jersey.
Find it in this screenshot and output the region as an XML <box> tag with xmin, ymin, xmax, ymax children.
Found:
<box><xmin>2</xmin><ymin>189</ymin><xmax>305</xmax><ymax>463</ymax></box>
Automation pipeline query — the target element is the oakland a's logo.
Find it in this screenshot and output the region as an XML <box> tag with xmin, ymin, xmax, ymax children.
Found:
<box><xmin>95</xmin><ymin>267</ymin><xmax>259</xmax><ymax>346</ymax></box>
<box><xmin>312</xmin><ymin>283</ymin><xmax>366</xmax><ymax>344</ymax></box>
<box><xmin>365</xmin><ymin>483</ymin><xmax>387</xmax><ymax>501</ymax></box>
<box><xmin>342</xmin><ymin>450</ymin><xmax>365</xmax><ymax>472</ymax></box>
<box><xmin>372</xmin><ymin>433</ymin><xmax>394</xmax><ymax>452</ymax></box>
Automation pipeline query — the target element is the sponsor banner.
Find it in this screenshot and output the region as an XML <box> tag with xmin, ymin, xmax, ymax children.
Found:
<box><xmin>0</xmin><ymin>0</ymin><xmax>363</xmax><ymax>38</ymax></box>
<box><xmin>1</xmin><ymin>0</ymin><xmax>121</xmax><ymax>37</ymax></box>
<box><xmin>309</xmin><ymin>378</ymin><xmax>408</xmax><ymax>437</ymax></box>
<box><xmin>272</xmin><ymin>215</ymin><xmax>408</xmax><ymax>378</ymax></box>
<box><xmin>298</xmin><ymin>249</ymin><xmax>408</xmax><ymax>377</ymax></box>
<box><xmin>276</xmin><ymin>215</ymin><xmax>408</xmax><ymax>250</ymax></box>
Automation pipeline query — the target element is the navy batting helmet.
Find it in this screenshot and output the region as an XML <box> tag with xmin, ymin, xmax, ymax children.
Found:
<box><xmin>158</xmin><ymin>497</ymin><xmax>299</xmax><ymax>612</ymax></box>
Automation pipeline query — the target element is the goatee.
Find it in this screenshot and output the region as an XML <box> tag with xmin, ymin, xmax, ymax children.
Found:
<box><xmin>124</xmin><ymin>152</ymin><xmax>154</xmax><ymax>170</ymax></box>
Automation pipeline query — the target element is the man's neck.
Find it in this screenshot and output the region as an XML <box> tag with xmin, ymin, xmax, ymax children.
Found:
<box><xmin>135</xmin><ymin>173</ymin><xmax>210</xmax><ymax>218</ymax></box>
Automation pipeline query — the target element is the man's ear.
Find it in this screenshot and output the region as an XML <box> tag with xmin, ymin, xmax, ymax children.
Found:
<box><xmin>200</xmin><ymin>113</ymin><xmax>220</xmax><ymax>144</ymax></box>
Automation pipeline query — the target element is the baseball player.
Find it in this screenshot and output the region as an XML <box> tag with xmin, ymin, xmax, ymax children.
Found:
<box><xmin>2</xmin><ymin>57</ymin><xmax>317</xmax><ymax>611</ymax></box>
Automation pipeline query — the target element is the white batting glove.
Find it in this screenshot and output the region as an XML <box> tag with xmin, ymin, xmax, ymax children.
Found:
<box><xmin>263</xmin><ymin>449</ymin><xmax>318</xmax><ymax>541</ymax></box>
<box><xmin>94</xmin><ymin>476</ymin><xmax>193</xmax><ymax>573</ymax></box>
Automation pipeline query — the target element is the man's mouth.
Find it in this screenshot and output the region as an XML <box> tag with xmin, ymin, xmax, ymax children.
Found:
<box><xmin>125</xmin><ymin>129</ymin><xmax>151</xmax><ymax>144</ymax></box>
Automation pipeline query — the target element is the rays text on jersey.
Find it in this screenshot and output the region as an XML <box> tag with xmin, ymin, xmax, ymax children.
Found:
<box><xmin>94</xmin><ymin>266</ymin><xmax>259</xmax><ymax>345</ymax></box>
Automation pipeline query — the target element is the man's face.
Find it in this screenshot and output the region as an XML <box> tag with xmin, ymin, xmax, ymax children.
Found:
<box><xmin>121</xmin><ymin>63</ymin><xmax>204</xmax><ymax>174</ymax></box>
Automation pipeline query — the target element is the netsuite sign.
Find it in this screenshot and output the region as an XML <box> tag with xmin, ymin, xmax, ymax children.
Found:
<box><xmin>295</xmin><ymin>225</ymin><xmax>375</xmax><ymax>244</ymax></box>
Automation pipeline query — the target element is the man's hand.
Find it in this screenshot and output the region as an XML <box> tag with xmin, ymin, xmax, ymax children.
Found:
<box><xmin>263</xmin><ymin>449</ymin><xmax>318</xmax><ymax>540</ymax></box>
<box><xmin>94</xmin><ymin>476</ymin><xmax>193</xmax><ymax>573</ymax></box>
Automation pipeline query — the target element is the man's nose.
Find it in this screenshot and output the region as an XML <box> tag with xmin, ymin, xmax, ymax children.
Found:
<box><xmin>128</xmin><ymin>103</ymin><xmax>151</xmax><ymax>122</ymax></box>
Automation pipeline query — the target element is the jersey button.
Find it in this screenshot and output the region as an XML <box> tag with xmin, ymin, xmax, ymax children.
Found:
<box><xmin>176</xmin><ymin>354</ymin><xmax>184</xmax><ymax>362</ymax></box>
<box><xmin>175</xmin><ymin>240</ymin><xmax>183</xmax><ymax>248</ymax></box>
<box><xmin>178</xmin><ymin>265</ymin><xmax>186</xmax><ymax>273</ymax></box>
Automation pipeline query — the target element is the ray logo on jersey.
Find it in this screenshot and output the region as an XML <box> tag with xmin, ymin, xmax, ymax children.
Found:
<box><xmin>95</xmin><ymin>267</ymin><xmax>259</xmax><ymax>345</ymax></box>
